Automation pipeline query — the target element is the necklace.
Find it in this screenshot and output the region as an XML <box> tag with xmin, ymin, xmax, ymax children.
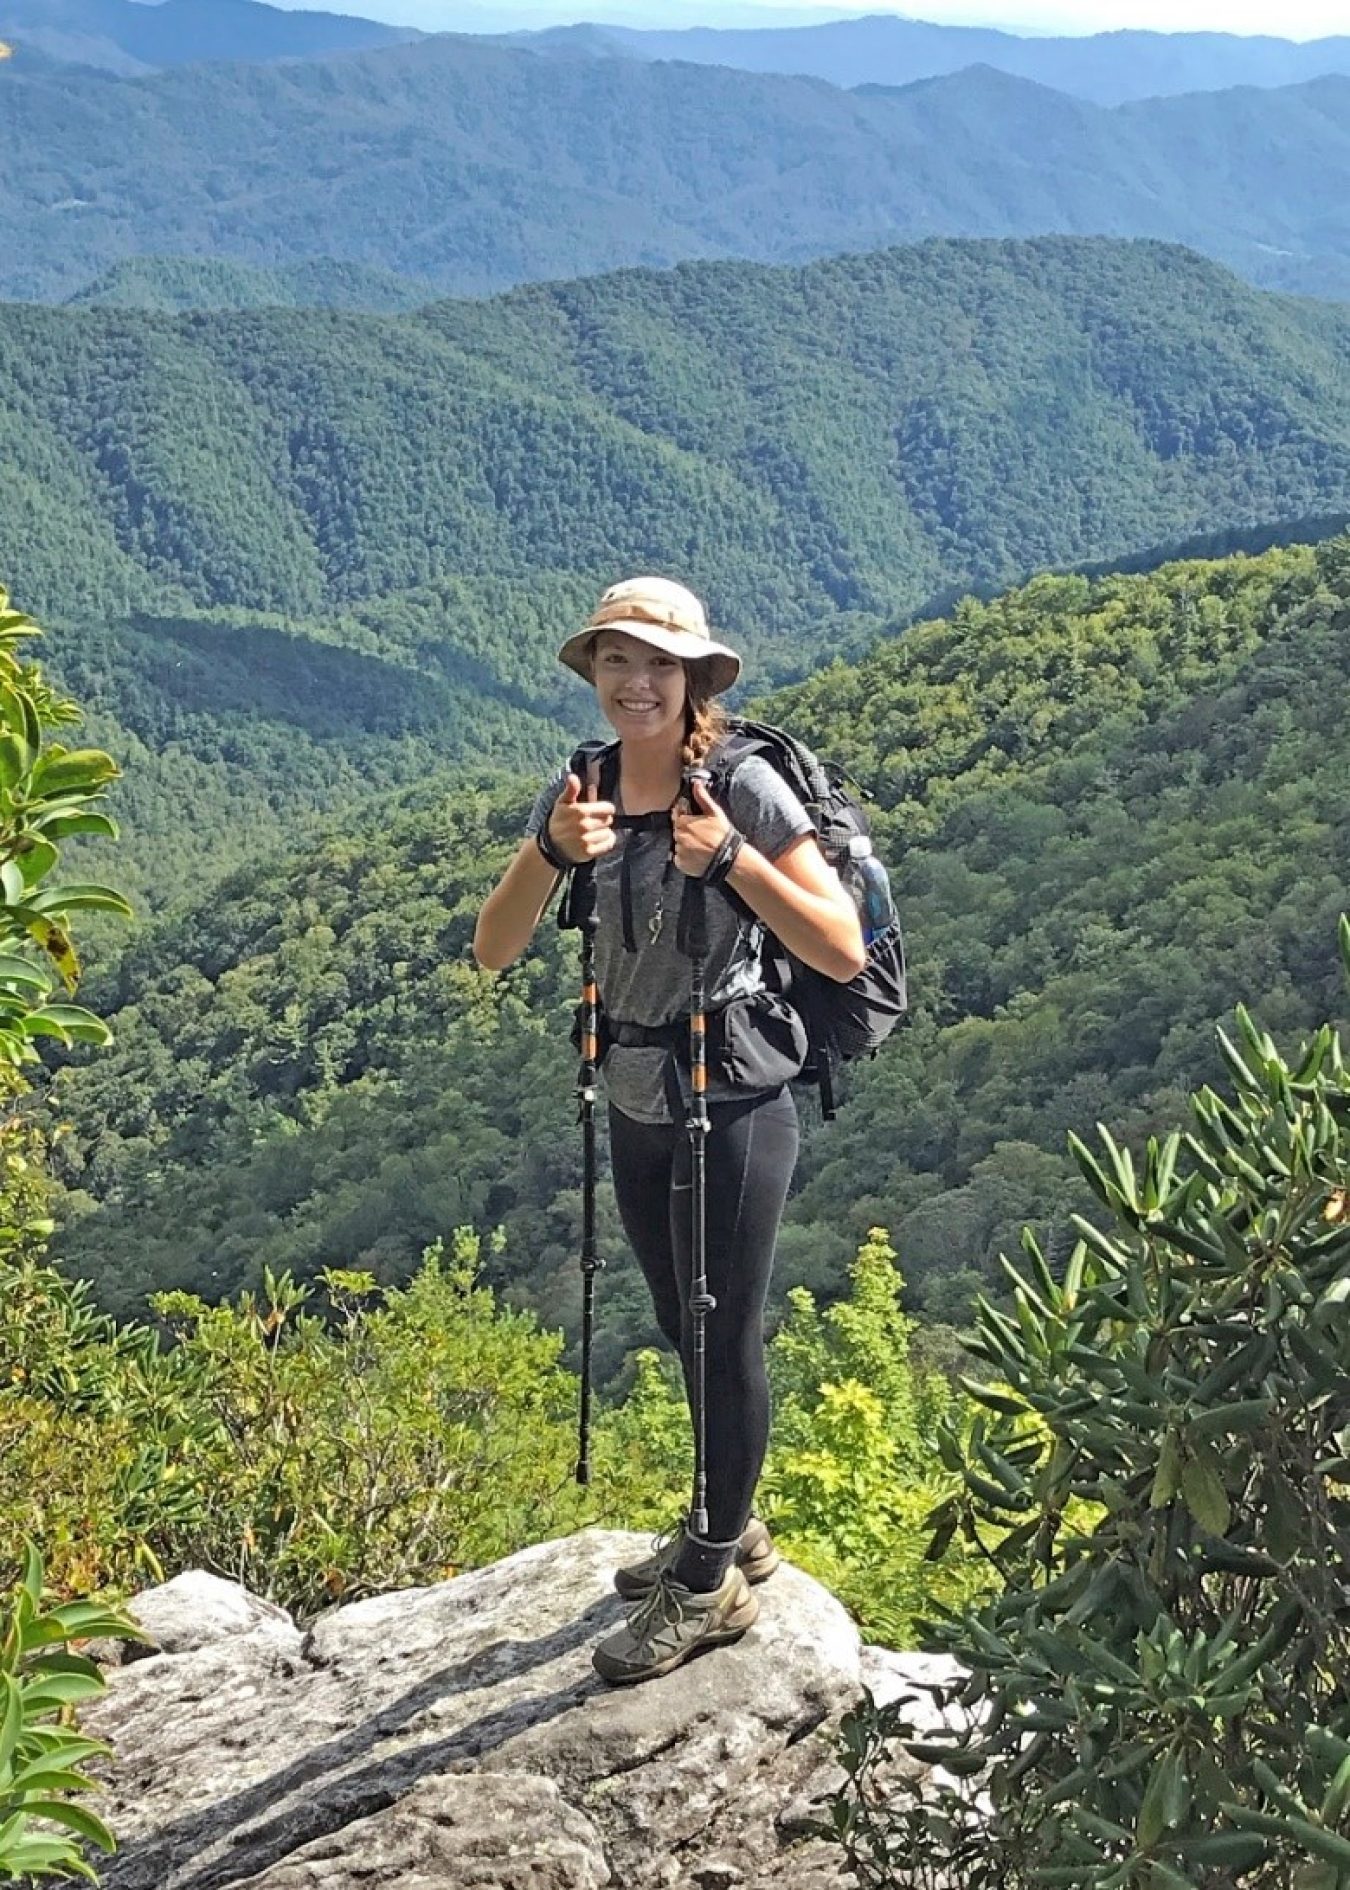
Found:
<box><xmin>648</xmin><ymin>871</ymin><xmax>670</xmax><ymax>945</ymax></box>
<box><xmin>614</xmin><ymin>783</ymin><xmax>681</xmax><ymax>953</ymax></box>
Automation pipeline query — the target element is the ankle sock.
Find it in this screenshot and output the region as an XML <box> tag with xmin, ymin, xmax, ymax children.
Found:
<box><xmin>671</xmin><ymin>1531</ymin><xmax>739</xmax><ymax>1593</ymax></box>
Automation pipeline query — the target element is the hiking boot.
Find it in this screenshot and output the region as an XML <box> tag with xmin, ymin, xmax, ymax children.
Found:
<box><xmin>593</xmin><ymin>1566</ymin><xmax>759</xmax><ymax>1686</ymax></box>
<box><xmin>613</xmin><ymin>1516</ymin><xmax>781</xmax><ymax>1601</ymax></box>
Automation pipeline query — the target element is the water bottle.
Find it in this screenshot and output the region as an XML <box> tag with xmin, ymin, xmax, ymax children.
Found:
<box><xmin>847</xmin><ymin>834</ymin><xmax>895</xmax><ymax>946</ymax></box>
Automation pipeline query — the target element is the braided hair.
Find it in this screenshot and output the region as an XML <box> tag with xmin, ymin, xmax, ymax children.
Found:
<box><xmin>681</xmin><ymin>658</ymin><xmax>729</xmax><ymax>773</ymax></box>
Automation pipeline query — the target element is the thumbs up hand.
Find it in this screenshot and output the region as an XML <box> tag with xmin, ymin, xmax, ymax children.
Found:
<box><xmin>673</xmin><ymin>773</ymin><xmax>733</xmax><ymax>878</ymax></box>
<box><xmin>546</xmin><ymin>763</ymin><xmax>616</xmax><ymax>865</ymax></box>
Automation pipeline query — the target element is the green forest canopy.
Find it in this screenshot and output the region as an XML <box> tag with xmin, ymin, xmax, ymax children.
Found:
<box><xmin>50</xmin><ymin>533</ymin><xmax>1350</xmax><ymax>1375</ymax></box>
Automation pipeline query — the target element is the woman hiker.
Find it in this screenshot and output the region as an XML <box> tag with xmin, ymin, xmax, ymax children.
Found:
<box><xmin>473</xmin><ymin>576</ymin><xmax>865</xmax><ymax>1685</ymax></box>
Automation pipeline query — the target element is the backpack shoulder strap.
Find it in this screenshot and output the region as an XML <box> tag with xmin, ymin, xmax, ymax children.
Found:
<box><xmin>698</xmin><ymin>727</ymin><xmax>804</xmax><ymax>932</ymax></box>
<box><xmin>568</xmin><ymin>738</ymin><xmax>619</xmax><ymax>803</ymax></box>
<box><xmin>703</xmin><ymin>729</ymin><xmax>766</xmax><ymax>799</ymax></box>
<box><xmin>722</xmin><ymin>716</ymin><xmax>830</xmax><ymax>807</ymax></box>
<box><xmin>703</xmin><ymin>719</ymin><xmax>827</xmax><ymax>818</ymax></box>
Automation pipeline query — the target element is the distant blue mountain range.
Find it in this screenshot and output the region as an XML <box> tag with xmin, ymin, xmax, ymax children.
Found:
<box><xmin>5</xmin><ymin>0</ymin><xmax>1349</xmax><ymax>107</ymax></box>
<box><xmin>0</xmin><ymin>0</ymin><xmax>417</xmax><ymax>74</ymax></box>
<box><xmin>507</xmin><ymin>15</ymin><xmax>1350</xmax><ymax>108</ymax></box>
<box><xmin>3</xmin><ymin>33</ymin><xmax>1349</xmax><ymax>305</ymax></box>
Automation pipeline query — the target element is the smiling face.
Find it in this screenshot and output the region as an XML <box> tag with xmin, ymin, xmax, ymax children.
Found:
<box><xmin>591</xmin><ymin>630</ymin><xmax>688</xmax><ymax>749</ymax></box>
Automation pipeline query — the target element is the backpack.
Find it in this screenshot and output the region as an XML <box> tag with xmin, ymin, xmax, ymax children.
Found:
<box><xmin>559</xmin><ymin>716</ymin><xmax>908</xmax><ymax>1119</ymax></box>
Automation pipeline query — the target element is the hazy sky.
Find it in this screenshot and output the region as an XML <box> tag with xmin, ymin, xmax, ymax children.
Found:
<box><xmin>296</xmin><ymin>0</ymin><xmax>1350</xmax><ymax>35</ymax></box>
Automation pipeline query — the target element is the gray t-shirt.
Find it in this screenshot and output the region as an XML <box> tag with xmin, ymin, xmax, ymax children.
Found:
<box><xmin>526</xmin><ymin>755</ymin><xmax>814</xmax><ymax>1123</ymax></box>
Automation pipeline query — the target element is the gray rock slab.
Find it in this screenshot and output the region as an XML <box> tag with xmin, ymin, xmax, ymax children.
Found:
<box><xmin>227</xmin><ymin>1776</ymin><xmax>610</xmax><ymax>1889</ymax></box>
<box><xmin>82</xmin><ymin>1530</ymin><xmax>891</xmax><ymax>1890</ymax></box>
<box><xmin>126</xmin><ymin>1568</ymin><xmax>302</xmax><ymax>1660</ymax></box>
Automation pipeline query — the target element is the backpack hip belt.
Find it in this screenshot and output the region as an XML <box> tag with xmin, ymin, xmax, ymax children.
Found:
<box><xmin>586</xmin><ymin>989</ymin><xmax>810</xmax><ymax>1109</ymax></box>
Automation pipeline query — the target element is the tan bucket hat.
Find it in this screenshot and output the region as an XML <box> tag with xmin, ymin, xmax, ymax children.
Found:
<box><xmin>557</xmin><ymin>576</ymin><xmax>742</xmax><ymax>696</ymax></box>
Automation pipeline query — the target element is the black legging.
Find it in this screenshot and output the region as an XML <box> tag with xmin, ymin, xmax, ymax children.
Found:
<box><xmin>608</xmin><ymin>1085</ymin><xmax>800</xmax><ymax>1541</ymax></box>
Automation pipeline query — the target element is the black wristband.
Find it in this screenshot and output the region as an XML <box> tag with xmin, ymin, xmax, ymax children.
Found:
<box><xmin>535</xmin><ymin>823</ymin><xmax>574</xmax><ymax>874</ymax></box>
<box><xmin>704</xmin><ymin>829</ymin><xmax>745</xmax><ymax>887</ymax></box>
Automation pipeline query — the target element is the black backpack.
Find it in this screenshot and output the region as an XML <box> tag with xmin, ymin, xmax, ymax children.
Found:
<box><xmin>701</xmin><ymin>718</ymin><xmax>907</xmax><ymax>1115</ymax></box>
<box><xmin>561</xmin><ymin>717</ymin><xmax>908</xmax><ymax>1119</ymax></box>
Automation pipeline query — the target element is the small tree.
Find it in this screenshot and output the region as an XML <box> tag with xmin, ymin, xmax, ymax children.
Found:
<box><xmin>762</xmin><ymin>1231</ymin><xmax>984</xmax><ymax>1644</ymax></box>
<box><xmin>0</xmin><ymin>588</ymin><xmax>129</xmax><ymax>1058</ymax></box>
<box><xmin>831</xmin><ymin>920</ymin><xmax>1350</xmax><ymax>1888</ymax></box>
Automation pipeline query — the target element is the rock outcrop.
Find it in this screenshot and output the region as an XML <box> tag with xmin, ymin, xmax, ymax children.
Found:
<box><xmin>83</xmin><ymin>1530</ymin><xmax>955</xmax><ymax>1890</ymax></box>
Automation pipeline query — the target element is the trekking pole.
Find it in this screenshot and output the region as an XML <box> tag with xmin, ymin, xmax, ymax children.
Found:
<box><xmin>682</xmin><ymin>770</ymin><xmax>716</xmax><ymax>1539</ymax></box>
<box><xmin>567</xmin><ymin>866</ymin><xmax>604</xmax><ymax>1486</ymax></box>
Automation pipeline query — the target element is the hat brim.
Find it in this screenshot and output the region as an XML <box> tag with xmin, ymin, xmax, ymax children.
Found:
<box><xmin>557</xmin><ymin>619</ymin><xmax>741</xmax><ymax>695</ymax></box>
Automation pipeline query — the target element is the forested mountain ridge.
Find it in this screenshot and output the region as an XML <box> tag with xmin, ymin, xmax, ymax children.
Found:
<box><xmin>518</xmin><ymin>16</ymin><xmax>1350</xmax><ymax>108</ymax></box>
<box><xmin>4</xmin><ymin>36</ymin><xmax>1350</xmax><ymax>302</ymax></box>
<box><xmin>68</xmin><ymin>255</ymin><xmax>442</xmax><ymax>314</ymax></box>
<box><xmin>51</xmin><ymin>534</ymin><xmax>1350</xmax><ymax>1371</ymax></box>
<box><xmin>11</xmin><ymin>238</ymin><xmax>1350</xmax><ymax>639</ymax></box>
<box><xmin>9</xmin><ymin>237</ymin><xmax>1350</xmax><ymax>908</ymax></box>
<box><xmin>52</xmin><ymin>607</ymin><xmax>574</xmax><ymax>916</ymax></box>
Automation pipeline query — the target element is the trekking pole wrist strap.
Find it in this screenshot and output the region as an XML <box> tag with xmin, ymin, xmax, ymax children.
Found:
<box><xmin>536</xmin><ymin>823</ymin><xmax>575</xmax><ymax>874</ymax></box>
<box><xmin>703</xmin><ymin>829</ymin><xmax>744</xmax><ymax>888</ymax></box>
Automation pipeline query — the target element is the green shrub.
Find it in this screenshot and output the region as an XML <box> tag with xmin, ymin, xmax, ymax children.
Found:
<box><xmin>147</xmin><ymin>1232</ymin><xmax>588</xmax><ymax>1615</ymax></box>
<box><xmin>7</xmin><ymin>1216</ymin><xmax>977</xmax><ymax>1626</ymax></box>
<box><xmin>0</xmin><ymin>1544</ymin><xmax>141</xmax><ymax>1882</ymax></box>
<box><xmin>830</xmin><ymin>921</ymin><xmax>1350</xmax><ymax>1887</ymax></box>
<box><xmin>3</xmin><ymin>1226</ymin><xmax>592</xmax><ymax>1613</ymax></box>
<box><xmin>0</xmin><ymin>1225</ymin><xmax>208</xmax><ymax>1598</ymax></box>
<box><xmin>763</xmin><ymin>1230</ymin><xmax>990</xmax><ymax>1644</ymax></box>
